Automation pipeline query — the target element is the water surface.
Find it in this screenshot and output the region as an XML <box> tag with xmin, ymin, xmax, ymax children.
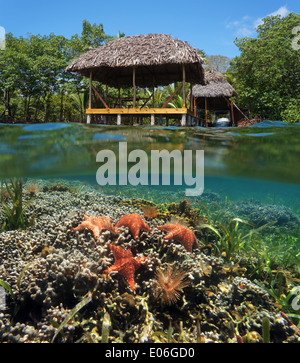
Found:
<box><xmin>1</xmin><ymin>120</ymin><xmax>300</xmax><ymax>214</ymax></box>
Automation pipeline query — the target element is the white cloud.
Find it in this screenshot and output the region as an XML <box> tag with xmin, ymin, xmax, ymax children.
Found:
<box><xmin>254</xmin><ymin>5</ymin><xmax>290</xmax><ymax>28</ymax></box>
<box><xmin>270</xmin><ymin>5</ymin><xmax>290</xmax><ymax>17</ymax></box>
<box><xmin>225</xmin><ymin>17</ymin><xmax>256</xmax><ymax>37</ymax></box>
<box><xmin>226</xmin><ymin>6</ymin><xmax>291</xmax><ymax>37</ymax></box>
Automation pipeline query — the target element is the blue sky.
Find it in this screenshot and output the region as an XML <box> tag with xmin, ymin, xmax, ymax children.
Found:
<box><xmin>0</xmin><ymin>0</ymin><xmax>299</xmax><ymax>58</ymax></box>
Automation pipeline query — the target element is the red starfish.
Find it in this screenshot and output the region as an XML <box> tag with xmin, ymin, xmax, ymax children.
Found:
<box><xmin>157</xmin><ymin>224</ymin><xmax>199</xmax><ymax>252</ymax></box>
<box><xmin>115</xmin><ymin>213</ymin><xmax>151</xmax><ymax>240</ymax></box>
<box><xmin>103</xmin><ymin>244</ymin><xmax>148</xmax><ymax>290</ymax></box>
<box><xmin>72</xmin><ymin>214</ymin><xmax>117</xmax><ymax>239</ymax></box>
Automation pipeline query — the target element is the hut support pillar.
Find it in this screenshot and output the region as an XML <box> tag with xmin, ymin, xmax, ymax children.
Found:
<box><xmin>118</xmin><ymin>88</ymin><xmax>121</xmax><ymax>108</ymax></box>
<box><xmin>133</xmin><ymin>67</ymin><xmax>136</xmax><ymax>108</ymax></box>
<box><xmin>182</xmin><ymin>64</ymin><xmax>186</xmax><ymax>108</ymax></box>
<box><xmin>152</xmin><ymin>86</ymin><xmax>155</xmax><ymax>107</ymax></box>
<box><xmin>181</xmin><ymin>114</ymin><xmax>186</xmax><ymax>126</ymax></box>
<box><xmin>230</xmin><ymin>98</ymin><xmax>235</xmax><ymax>126</ymax></box>
<box><xmin>151</xmin><ymin>114</ymin><xmax>155</xmax><ymax>126</ymax></box>
<box><xmin>117</xmin><ymin>114</ymin><xmax>122</xmax><ymax>125</ymax></box>
<box><xmin>205</xmin><ymin>97</ymin><xmax>208</xmax><ymax>127</ymax></box>
<box><xmin>87</xmin><ymin>71</ymin><xmax>92</xmax><ymax>124</ymax></box>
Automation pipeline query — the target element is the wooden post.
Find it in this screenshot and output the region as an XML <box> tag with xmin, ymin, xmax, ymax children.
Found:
<box><xmin>133</xmin><ymin>67</ymin><xmax>136</xmax><ymax>108</ymax></box>
<box><xmin>161</xmin><ymin>82</ymin><xmax>183</xmax><ymax>109</ymax></box>
<box><xmin>105</xmin><ymin>85</ymin><xmax>108</xmax><ymax>105</ymax></box>
<box><xmin>89</xmin><ymin>71</ymin><xmax>92</xmax><ymax>109</ymax></box>
<box><xmin>182</xmin><ymin>64</ymin><xmax>186</xmax><ymax>108</ymax></box>
<box><xmin>91</xmin><ymin>85</ymin><xmax>109</xmax><ymax>109</ymax></box>
<box><xmin>87</xmin><ymin>71</ymin><xmax>92</xmax><ymax>124</ymax></box>
<box><xmin>152</xmin><ymin>86</ymin><xmax>155</xmax><ymax>107</ymax></box>
<box><xmin>205</xmin><ymin>97</ymin><xmax>208</xmax><ymax>127</ymax></box>
<box><xmin>230</xmin><ymin>98</ymin><xmax>235</xmax><ymax>126</ymax></box>
<box><xmin>118</xmin><ymin>87</ymin><xmax>121</xmax><ymax>108</ymax></box>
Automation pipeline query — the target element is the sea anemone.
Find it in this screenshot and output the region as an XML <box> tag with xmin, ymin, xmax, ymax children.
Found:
<box><xmin>141</xmin><ymin>205</ymin><xmax>159</xmax><ymax>219</ymax></box>
<box><xmin>153</xmin><ymin>265</ymin><xmax>190</xmax><ymax>305</ymax></box>
<box><xmin>25</xmin><ymin>183</ymin><xmax>40</xmax><ymax>195</ymax></box>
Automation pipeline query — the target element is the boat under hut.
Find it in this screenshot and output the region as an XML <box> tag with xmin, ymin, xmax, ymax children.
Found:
<box><xmin>66</xmin><ymin>33</ymin><xmax>205</xmax><ymax>125</ymax></box>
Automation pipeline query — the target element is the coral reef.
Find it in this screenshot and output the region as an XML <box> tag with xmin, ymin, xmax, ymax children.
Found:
<box><xmin>0</xmin><ymin>179</ymin><xmax>299</xmax><ymax>343</ymax></box>
<box><xmin>226</xmin><ymin>200</ymin><xmax>300</xmax><ymax>231</ymax></box>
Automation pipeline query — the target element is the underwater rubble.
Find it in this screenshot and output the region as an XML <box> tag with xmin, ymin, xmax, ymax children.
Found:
<box><xmin>0</xmin><ymin>179</ymin><xmax>299</xmax><ymax>343</ymax></box>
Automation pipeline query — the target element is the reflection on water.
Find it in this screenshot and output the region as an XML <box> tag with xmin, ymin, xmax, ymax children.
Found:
<box><xmin>1</xmin><ymin>121</ymin><xmax>300</xmax><ymax>182</ymax></box>
<box><xmin>0</xmin><ymin>120</ymin><xmax>300</xmax><ymax>211</ymax></box>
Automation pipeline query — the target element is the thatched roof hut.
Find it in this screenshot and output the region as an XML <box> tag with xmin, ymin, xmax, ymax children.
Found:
<box><xmin>192</xmin><ymin>70</ymin><xmax>237</xmax><ymax>99</ymax></box>
<box><xmin>66</xmin><ymin>33</ymin><xmax>205</xmax><ymax>88</ymax></box>
<box><xmin>192</xmin><ymin>70</ymin><xmax>242</xmax><ymax>125</ymax></box>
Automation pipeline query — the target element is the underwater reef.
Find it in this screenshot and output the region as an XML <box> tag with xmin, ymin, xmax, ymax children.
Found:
<box><xmin>0</xmin><ymin>179</ymin><xmax>299</xmax><ymax>343</ymax></box>
<box><xmin>226</xmin><ymin>199</ymin><xmax>300</xmax><ymax>231</ymax></box>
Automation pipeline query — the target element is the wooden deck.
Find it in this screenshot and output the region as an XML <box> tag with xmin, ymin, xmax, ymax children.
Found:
<box><xmin>86</xmin><ymin>107</ymin><xmax>188</xmax><ymax>115</ymax></box>
<box><xmin>85</xmin><ymin>64</ymin><xmax>202</xmax><ymax>126</ymax></box>
<box><xmin>86</xmin><ymin>107</ymin><xmax>200</xmax><ymax>126</ymax></box>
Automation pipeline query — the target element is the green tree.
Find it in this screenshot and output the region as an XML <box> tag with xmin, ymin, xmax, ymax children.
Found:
<box><xmin>81</xmin><ymin>20</ymin><xmax>113</xmax><ymax>49</ymax></box>
<box><xmin>206</xmin><ymin>54</ymin><xmax>231</xmax><ymax>73</ymax></box>
<box><xmin>228</xmin><ymin>12</ymin><xmax>300</xmax><ymax>120</ymax></box>
<box><xmin>0</xmin><ymin>20</ymin><xmax>114</xmax><ymax>123</ymax></box>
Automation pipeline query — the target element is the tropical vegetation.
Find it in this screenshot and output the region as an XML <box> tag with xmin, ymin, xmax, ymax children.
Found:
<box><xmin>0</xmin><ymin>13</ymin><xmax>299</xmax><ymax>123</ymax></box>
<box><xmin>227</xmin><ymin>12</ymin><xmax>300</xmax><ymax>121</ymax></box>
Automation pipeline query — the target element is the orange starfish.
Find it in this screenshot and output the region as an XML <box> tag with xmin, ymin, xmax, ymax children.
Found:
<box><xmin>103</xmin><ymin>244</ymin><xmax>148</xmax><ymax>290</ymax></box>
<box><xmin>115</xmin><ymin>213</ymin><xmax>151</xmax><ymax>240</ymax></box>
<box><xmin>72</xmin><ymin>214</ymin><xmax>117</xmax><ymax>239</ymax></box>
<box><xmin>157</xmin><ymin>224</ymin><xmax>199</xmax><ymax>252</ymax></box>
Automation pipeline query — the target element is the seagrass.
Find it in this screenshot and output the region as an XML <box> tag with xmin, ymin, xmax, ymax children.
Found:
<box><xmin>192</xmin><ymin>70</ymin><xmax>237</xmax><ymax>98</ymax></box>
<box><xmin>66</xmin><ymin>33</ymin><xmax>205</xmax><ymax>88</ymax></box>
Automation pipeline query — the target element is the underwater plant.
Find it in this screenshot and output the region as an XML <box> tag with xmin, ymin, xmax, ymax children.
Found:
<box><xmin>196</xmin><ymin>200</ymin><xmax>275</xmax><ymax>262</ymax></box>
<box><xmin>153</xmin><ymin>265</ymin><xmax>190</xmax><ymax>305</ymax></box>
<box><xmin>262</xmin><ymin>317</ymin><xmax>270</xmax><ymax>343</ymax></box>
<box><xmin>1</xmin><ymin>178</ymin><xmax>35</xmax><ymax>231</ymax></box>
<box><xmin>51</xmin><ymin>292</ymin><xmax>92</xmax><ymax>343</ymax></box>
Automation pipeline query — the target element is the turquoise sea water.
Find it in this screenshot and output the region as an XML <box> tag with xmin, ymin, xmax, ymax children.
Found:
<box><xmin>1</xmin><ymin>120</ymin><xmax>300</xmax><ymax>342</ymax></box>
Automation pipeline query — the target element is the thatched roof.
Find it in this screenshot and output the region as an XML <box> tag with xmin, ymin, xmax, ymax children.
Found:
<box><xmin>66</xmin><ymin>33</ymin><xmax>205</xmax><ymax>88</ymax></box>
<box><xmin>192</xmin><ymin>70</ymin><xmax>237</xmax><ymax>98</ymax></box>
